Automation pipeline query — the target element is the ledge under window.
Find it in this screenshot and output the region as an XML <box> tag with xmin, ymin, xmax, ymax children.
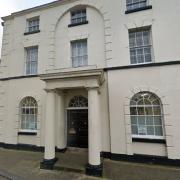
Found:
<box><xmin>132</xmin><ymin>138</ymin><xmax>166</xmax><ymax>144</ymax></box>
<box><xmin>18</xmin><ymin>131</ymin><xmax>37</xmax><ymax>136</ymax></box>
<box><xmin>125</xmin><ymin>5</ymin><xmax>152</xmax><ymax>14</ymax></box>
<box><xmin>68</xmin><ymin>21</ymin><xmax>88</xmax><ymax>27</ymax></box>
<box><xmin>24</xmin><ymin>30</ymin><xmax>40</xmax><ymax>35</ymax></box>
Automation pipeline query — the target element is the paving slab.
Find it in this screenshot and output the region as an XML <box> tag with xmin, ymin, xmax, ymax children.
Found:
<box><xmin>55</xmin><ymin>149</ymin><xmax>88</xmax><ymax>173</ymax></box>
<box><xmin>104</xmin><ymin>159</ymin><xmax>180</xmax><ymax>180</ymax></box>
<box><xmin>0</xmin><ymin>148</ymin><xmax>101</xmax><ymax>180</ymax></box>
<box><xmin>1</xmin><ymin>148</ymin><xmax>180</xmax><ymax>180</ymax></box>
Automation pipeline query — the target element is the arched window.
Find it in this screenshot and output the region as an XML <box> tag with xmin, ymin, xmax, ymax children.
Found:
<box><xmin>20</xmin><ymin>97</ymin><xmax>38</xmax><ymax>131</ymax></box>
<box><xmin>130</xmin><ymin>92</ymin><xmax>164</xmax><ymax>139</ymax></box>
<box><xmin>69</xmin><ymin>96</ymin><xmax>88</xmax><ymax>108</ymax></box>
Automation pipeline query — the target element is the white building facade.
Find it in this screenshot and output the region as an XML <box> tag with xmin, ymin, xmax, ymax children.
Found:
<box><xmin>0</xmin><ymin>0</ymin><xmax>180</xmax><ymax>176</ymax></box>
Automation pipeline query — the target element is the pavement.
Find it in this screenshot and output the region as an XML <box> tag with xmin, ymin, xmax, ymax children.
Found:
<box><xmin>0</xmin><ymin>148</ymin><xmax>180</xmax><ymax>180</ymax></box>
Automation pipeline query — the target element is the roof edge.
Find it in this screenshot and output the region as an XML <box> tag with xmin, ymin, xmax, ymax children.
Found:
<box><xmin>1</xmin><ymin>0</ymin><xmax>68</xmax><ymax>21</ymax></box>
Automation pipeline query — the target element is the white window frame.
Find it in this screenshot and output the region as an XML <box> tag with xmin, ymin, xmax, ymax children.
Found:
<box><xmin>126</xmin><ymin>0</ymin><xmax>148</xmax><ymax>11</ymax></box>
<box><xmin>130</xmin><ymin>92</ymin><xmax>165</xmax><ymax>140</ymax></box>
<box><xmin>25</xmin><ymin>46</ymin><xmax>38</xmax><ymax>75</ymax></box>
<box><xmin>26</xmin><ymin>17</ymin><xmax>39</xmax><ymax>33</ymax></box>
<box><xmin>129</xmin><ymin>27</ymin><xmax>153</xmax><ymax>65</ymax></box>
<box><xmin>71</xmin><ymin>9</ymin><xmax>87</xmax><ymax>25</ymax></box>
<box><xmin>20</xmin><ymin>97</ymin><xmax>38</xmax><ymax>132</ymax></box>
<box><xmin>71</xmin><ymin>39</ymin><xmax>88</xmax><ymax>68</ymax></box>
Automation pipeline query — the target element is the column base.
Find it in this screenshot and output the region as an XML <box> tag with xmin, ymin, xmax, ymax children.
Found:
<box><xmin>86</xmin><ymin>163</ymin><xmax>103</xmax><ymax>177</ymax></box>
<box><xmin>40</xmin><ymin>157</ymin><xmax>58</xmax><ymax>170</ymax></box>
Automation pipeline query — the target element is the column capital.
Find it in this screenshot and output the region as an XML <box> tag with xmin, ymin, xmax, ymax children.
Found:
<box><xmin>55</xmin><ymin>89</ymin><xmax>67</xmax><ymax>96</ymax></box>
<box><xmin>87</xmin><ymin>87</ymin><xmax>101</xmax><ymax>94</ymax></box>
<box><xmin>44</xmin><ymin>89</ymin><xmax>56</xmax><ymax>93</ymax></box>
<box><xmin>86</xmin><ymin>86</ymin><xmax>99</xmax><ymax>91</ymax></box>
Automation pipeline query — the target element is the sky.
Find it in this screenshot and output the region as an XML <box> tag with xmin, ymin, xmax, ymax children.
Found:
<box><xmin>0</xmin><ymin>0</ymin><xmax>55</xmax><ymax>57</ymax></box>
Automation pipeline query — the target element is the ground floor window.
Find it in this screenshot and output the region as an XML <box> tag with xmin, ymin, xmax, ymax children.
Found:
<box><xmin>20</xmin><ymin>97</ymin><xmax>37</xmax><ymax>131</ymax></box>
<box><xmin>130</xmin><ymin>92</ymin><xmax>164</xmax><ymax>139</ymax></box>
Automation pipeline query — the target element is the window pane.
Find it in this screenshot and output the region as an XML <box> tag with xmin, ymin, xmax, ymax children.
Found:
<box><xmin>153</xmin><ymin>107</ymin><xmax>161</xmax><ymax>115</ymax></box>
<box><xmin>130</xmin><ymin>107</ymin><xmax>137</xmax><ymax>115</ymax></box>
<box><xmin>147</xmin><ymin>126</ymin><xmax>154</xmax><ymax>135</ymax></box>
<box><xmin>137</xmin><ymin>107</ymin><xmax>145</xmax><ymax>115</ymax></box>
<box><xmin>138</xmin><ymin>116</ymin><xmax>146</xmax><ymax>125</ymax></box>
<box><xmin>154</xmin><ymin>116</ymin><xmax>162</xmax><ymax>125</ymax></box>
<box><xmin>145</xmin><ymin>107</ymin><xmax>153</xmax><ymax>115</ymax></box>
<box><xmin>138</xmin><ymin>125</ymin><xmax>147</xmax><ymax>135</ymax></box>
<box><xmin>146</xmin><ymin>116</ymin><xmax>153</xmax><ymax>125</ymax></box>
<box><xmin>155</xmin><ymin>126</ymin><xmax>163</xmax><ymax>136</ymax></box>
<box><xmin>132</xmin><ymin>125</ymin><xmax>138</xmax><ymax>135</ymax></box>
<box><xmin>131</xmin><ymin>116</ymin><xmax>137</xmax><ymax>125</ymax></box>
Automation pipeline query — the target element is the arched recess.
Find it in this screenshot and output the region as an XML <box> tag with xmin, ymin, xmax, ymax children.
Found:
<box><xmin>48</xmin><ymin>2</ymin><xmax>112</xmax><ymax>69</ymax></box>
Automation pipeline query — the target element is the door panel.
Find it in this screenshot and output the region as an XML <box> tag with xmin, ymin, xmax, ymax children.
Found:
<box><xmin>67</xmin><ymin>110</ymin><xmax>88</xmax><ymax>148</ymax></box>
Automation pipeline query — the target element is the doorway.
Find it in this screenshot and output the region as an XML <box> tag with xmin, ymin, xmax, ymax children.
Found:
<box><xmin>67</xmin><ymin>109</ymin><xmax>88</xmax><ymax>148</ymax></box>
<box><xmin>67</xmin><ymin>95</ymin><xmax>88</xmax><ymax>148</ymax></box>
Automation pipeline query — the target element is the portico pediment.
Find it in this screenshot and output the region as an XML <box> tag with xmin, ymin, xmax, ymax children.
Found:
<box><xmin>40</xmin><ymin>69</ymin><xmax>104</xmax><ymax>90</ymax></box>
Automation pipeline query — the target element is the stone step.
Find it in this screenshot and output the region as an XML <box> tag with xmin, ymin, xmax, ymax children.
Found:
<box><xmin>54</xmin><ymin>149</ymin><xmax>88</xmax><ymax>174</ymax></box>
<box><xmin>54</xmin><ymin>164</ymin><xmax>85</xmax><ymax>174</ymax></box>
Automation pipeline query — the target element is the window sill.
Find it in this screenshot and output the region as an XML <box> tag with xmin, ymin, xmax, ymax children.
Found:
<box><xmin>24</xmin><ymin>30</ymin><xmax>40</xmax><ymax>35</ymax></box>
<box><xmin>68</xmin><ymin>21</ymin><xmax>88</xmax><ymax>27</ymax></box>
<box><xmin>18</xmin><ymin>131</ymin><xmax>37</xmax><ymax>136</ymax></box>
<box><xmin>132</xmin><ymin>138</ymin><xmax>166</xmax><ymax>144</ymax></box>
<box><xmin>125</xmin><ymin>5</ymin><xmax>152</xmax><ymax>14</ymax></box>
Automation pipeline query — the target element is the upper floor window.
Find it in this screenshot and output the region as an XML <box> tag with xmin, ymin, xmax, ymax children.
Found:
<box><xmin>71</xmin><ymin>39</ymin><xmax>88</xmax><ymax>68</ymax></box>
<box><xmin>27</xmin><ymin>17</ymin><xmax>39</xmax><ymax>33</ymax></box>
<box><xmin>130</xmin><ymin>92</ymin><xmax>164</xmax><ymax>139</ymax></box>
<box><xmin>129</xmin><ymin>28</ymin><xmax>152</xmax><ymax>65</ymax></box>
<box><xmin>20</xmin><ymin>97</ymin><xmax>38</xmax><ymax>131</ymax></box>
<box><xmin>126</xmin><ymin>0</ymin><xmax>147</xmax><ymax>11</ymax></box>
<box><xmin>71</xmin><ymin>9</ymin><xmax>87</xmax><ymax>25</ymax></box>
<box><xmin>25</xmin><ymin>47</ymin><xmax>38</xmax><ymax>75</ymax></box>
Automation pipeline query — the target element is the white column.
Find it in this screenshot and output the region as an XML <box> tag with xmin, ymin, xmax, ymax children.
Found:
<box><xmin>56</xmin><ymin>91</ymin><xmax>66</xmax><ymax>149</ymax></box>
<box><xmin>44</xmin><ymin>90</ymin><xmax>56</xmax><ymax>160</ymax></box>
<box><xmin>88</xmin><ymin>87</ymin><xmax>101</xmax><ymax>165</ymax></box>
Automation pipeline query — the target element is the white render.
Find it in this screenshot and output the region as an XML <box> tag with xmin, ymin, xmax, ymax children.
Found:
<box><xmin>0</xmin><ymin>0</ymin><xmax>180</xmax><ymax>165</ymax></box>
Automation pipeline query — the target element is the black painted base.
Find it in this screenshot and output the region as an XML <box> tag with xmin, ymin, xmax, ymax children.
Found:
<box><xmin>86</xmin><ymin>163</ymin><xmax>103</xmax><ymax>177</ymax></box>
<box><xmin>40</xmin><ymin>157</ymin><xmax>58</xmax><ymax>170</ymax></box>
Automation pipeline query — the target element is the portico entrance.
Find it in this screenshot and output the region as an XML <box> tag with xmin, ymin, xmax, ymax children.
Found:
<box><xmin>40</xmin><ymin>69</ymin><xmax>104</xmax><ymax>177</ymax></box>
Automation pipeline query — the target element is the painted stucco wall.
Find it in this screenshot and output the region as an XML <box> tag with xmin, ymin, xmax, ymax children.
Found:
<box><xmin>108</xmin><ymin>64</ymin><xmax>180</xmax><ymax>159</ymax></box>
<box><xmin>0</xmin><ymin>0</ymin><xmax>180</xmax><ymax>159</ymax></box>
<box><xmin>108</xmin><ymin>0</ymin><xmax>180</xmax><ymax>67</ymax></box>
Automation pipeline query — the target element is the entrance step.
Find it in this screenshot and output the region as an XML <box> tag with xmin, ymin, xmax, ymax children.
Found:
<box><xmin>54</xmin><ymin>149</ymin><xmax>88</xmax><ymax>174</ymax></box>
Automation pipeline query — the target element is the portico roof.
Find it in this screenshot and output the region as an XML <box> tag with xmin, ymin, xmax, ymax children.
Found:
<box><xmin>40</xmin><ymin>69</ymin><xmax>105</xmax><ymax>90</ymax></box>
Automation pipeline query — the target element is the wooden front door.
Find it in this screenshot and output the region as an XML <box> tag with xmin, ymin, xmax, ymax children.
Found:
<box><xmin>67</xmin><ymin>109</ymin><xmax>88</xmax><ymax>148</ymax></box>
